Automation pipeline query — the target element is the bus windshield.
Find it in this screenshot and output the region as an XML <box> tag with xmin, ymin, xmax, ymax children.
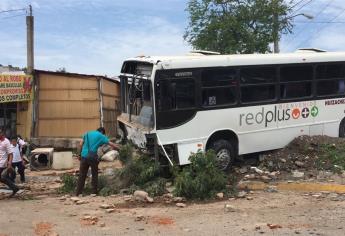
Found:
<box><xmin>120</xmin><ymin>76</ymin><xmax>153</xmax><ymax>129</ymax></box>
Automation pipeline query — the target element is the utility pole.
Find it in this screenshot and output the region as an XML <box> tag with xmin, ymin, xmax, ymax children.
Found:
<box><xmin>272</xmin><ymin>0</ymin><xmax>280</xmax><ymax>53</ymax></box>
<box><xmin>26</xmin><ymin>5</ymin><xmax>34</xmax><ymax>74</ymax></box>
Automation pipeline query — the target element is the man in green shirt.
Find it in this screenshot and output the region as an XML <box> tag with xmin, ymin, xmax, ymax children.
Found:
<box><xmin>76</xmin><ymin>127</ymin><xmax>118</xmax><ymax>195</ymax></box>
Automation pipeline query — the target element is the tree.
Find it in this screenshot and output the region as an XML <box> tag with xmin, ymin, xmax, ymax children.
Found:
<box><xmin>184</xmin><ymin>0</ymin><xmax>293</xmax><ymax>54</ymax></box>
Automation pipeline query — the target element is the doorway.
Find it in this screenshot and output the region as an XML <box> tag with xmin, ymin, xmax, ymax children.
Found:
<box><xmin>0</xmin><ymin>102</ymin><xmax>17</xmax><ymax>138</ymax></box>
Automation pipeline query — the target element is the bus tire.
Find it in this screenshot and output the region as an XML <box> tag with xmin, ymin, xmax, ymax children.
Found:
<box><xmin>339</xmin><ymin>119</ymin><xmax>345</xmax><ymax>137</ymax></box>
<box><xmin>211</xmin><ymin>139</ymin><xmax>235</xmax><ymax>171</ymax></box>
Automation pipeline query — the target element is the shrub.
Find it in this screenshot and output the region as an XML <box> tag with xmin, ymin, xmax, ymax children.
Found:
<box><xmin>317</xmin><ymin>144</ymin><xmax>345</xmax><ymax>172</ymax></box>
<box><xmin>118</xmin><ymin>144</ymin><xmax>134</xmax><ymax>165</ymax></box>
<box><xmin>174</xmin><ymin>150</ymin><xmax>227</xmax><ymax>200</ymax></box>
<box><xmin>58</xmin><ymin>174</ymin><xmax>77</xmax><ymax>193</ymax></box>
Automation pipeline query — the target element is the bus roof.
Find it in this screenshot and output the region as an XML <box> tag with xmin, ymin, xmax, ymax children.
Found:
<box><xmin>124</xmin><ymin>51</ymin><xmax>345</xmax><ymax>70</ymax></box>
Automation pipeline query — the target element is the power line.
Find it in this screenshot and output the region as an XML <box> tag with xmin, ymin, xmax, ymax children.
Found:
<box><xmin>289</xmin><ymin>0</ymin><xmax>308</xmax><ymax>10</ymax></box>
<box><xmin>283</xmin><ymin>0</ymin><xmax>335</xmax><ymax>50</ymax></box>
<box><xmin>295</xmin><ymin>21</ymin><xmax>345</xmax><ymax>23</ymax></box>
<box><xmin>0</xmin><ymin>8</ymin><xmax>26</xmax><ymax>14</ymax></box>
<box><xmin>296</xmin><ymin>7</ymin><xmax>345</xmax><ymax>48</ymax></box>
<box><xmin>292</xmin><ymin>0</ymin><xmax>315</xmax><ymax>14</ymax></box>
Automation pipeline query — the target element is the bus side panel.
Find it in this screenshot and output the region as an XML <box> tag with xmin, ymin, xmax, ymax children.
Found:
<box><xmin>315</xmin><ymin>99</ymin><xmax>344</xmax><ymax>137</ymax></box>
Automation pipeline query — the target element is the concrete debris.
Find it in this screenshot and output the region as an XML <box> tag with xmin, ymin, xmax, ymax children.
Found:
<box><xmin>105</xmin><ymin>208</ymin><xmax>116</xmax><ymax>213</ymax></box>
<box><xmin>176</xmin><ymin>203</ymin><xmax>186</xmax><ymax>208</ymax></box>
<box><xmin>216</xmin><ymin>192</ymin><xmax>224</xmax><ymax>199</ymax></box>
<box><xmin>101</xmin><ymin>150</ymin><xmax>119</xmax><ymax>162</ymax></box>
<box><xmin>70</xmin><ymin>197</ymin><xmax>80</xmax><ymax>203</ymax></box>
<box><xmin>173</xmin><ymin>197</ymin><xmax>186</xmax><ymax>203</ymax></box>
<box><xmin>237</xmin><ymin>191</ymin><xmax>247</xmax><ymax>198</ymax></box>
<box><xmin>133</xmin><ymin>190</ymin><xmax>149</xmax><ymax>202</ymax></box>
<box><xmin>292</xmin><ymin>170</ymin><xmax>305</xmax><ymax>179</ymax></box>
<box><xmin>100</xmin><ymin>204</ymin><xmax>113</xmax><ymax>209</ymax></box>
<box><xmin>146</xmin><ymin>196</ymin><xmax>154</xmax><ymax>203</ymax></box>
<box><xmin>76</xmin><ymin>200</ymin><xmax>87</xmax><ymax>205</ymax></box>
<box><xmin>251</xmin><ymin>167</ymin><xmax>264</xmax><ymax>175</ymax></box>
<box><xmin>267</xmin><ymin>223</ymin><xmax>282</xmax><ymax>229</ymax></box>
<box><xmin>224</xmin><ymin>204</ymin><xmax>236</xmax><ymax>212</ymax></box>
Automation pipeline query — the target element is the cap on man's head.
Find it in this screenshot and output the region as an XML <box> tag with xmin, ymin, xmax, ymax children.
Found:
<box><xmin>97</xmin><ymin>127</ymin><xmax>106</xmax><ymax>135</ymax></box>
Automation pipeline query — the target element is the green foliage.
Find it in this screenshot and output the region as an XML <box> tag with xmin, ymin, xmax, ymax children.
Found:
<box><xmin>143</xmin><ymin>178</ymin><xmax>167</xmax><ymax>197</ymax></box>
<box><xmin>118</xmin><ymin>144</ymin><xmax>134</xmax><ymax>165</ymax></box>
<box><xmin>174</xmin><ymin>150</ymin><xmax>227</xmax><ymax>200</ymax></box>
<box><xmin>120</xmin><ymin>154</ymin><xmax>160</xmax><ymax>186</ymax></box>
<box><xmin>317</xmin><ymin>144</ymin><xmax>345</xmax><ymax>172</ymax></box>
<box><xmin>184</xmin><ymin>0</ymin><xmax>292</xmax><ymax>54</ymax></box>
<box><xmin>58</xmin><ymin>174</ymin><xmax>78</xmax><ymax>193</ymax></box>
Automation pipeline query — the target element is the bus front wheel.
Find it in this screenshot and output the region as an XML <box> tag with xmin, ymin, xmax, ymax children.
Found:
<box><xmin>211</xmin><ymin>139</ymin><xmax>235</xmax><ymax>171</ymax></box>
<box><xmin>339</xmin><ymin>119</ymin><xmax>345</xmax><ymax>137</ymax></box>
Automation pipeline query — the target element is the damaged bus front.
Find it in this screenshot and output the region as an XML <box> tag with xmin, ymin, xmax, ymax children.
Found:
<box><xmin>117</xmin><ymin>60</ymin><xmax>156</xmax><ymax>150</ymax></box>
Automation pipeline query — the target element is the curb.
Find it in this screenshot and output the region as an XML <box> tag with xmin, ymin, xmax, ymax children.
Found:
<box><xmin>238</xmin><ymin>181</ymin><xmax>345</xmax><ymax>193</ymax></box>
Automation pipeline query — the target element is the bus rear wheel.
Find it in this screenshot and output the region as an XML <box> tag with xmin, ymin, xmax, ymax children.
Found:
<box><xmin>211</xmin><ymin>139</ymin><xmax>235</xmax><ymax>171</ymax></box>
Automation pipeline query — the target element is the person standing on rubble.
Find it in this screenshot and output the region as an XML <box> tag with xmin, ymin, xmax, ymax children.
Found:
<box><xmin>0</xmin><ymin>129</ymin><xmax>19</xmax><ymax>197</ymax></box>
<box><xmin>76</xmin><ymin>127</ymin><xmax>118</xmax><ymax>196</ymax></box>
<box><xmin>9</xmin><ymin>136</ymin><xmax>26</xmax><ymax>183</ymax></box>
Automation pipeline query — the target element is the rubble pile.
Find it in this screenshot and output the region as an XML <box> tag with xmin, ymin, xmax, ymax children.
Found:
<box><xmin>237</xmin><ymin>136</ymin><xmax>345</xmax><ymax>182</ymax></box>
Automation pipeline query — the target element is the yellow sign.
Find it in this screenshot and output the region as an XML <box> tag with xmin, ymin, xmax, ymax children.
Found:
<box><xmin>0</xmin><ymin>74</ymin><xmax>33</xmax><ymax>103</ymax></box>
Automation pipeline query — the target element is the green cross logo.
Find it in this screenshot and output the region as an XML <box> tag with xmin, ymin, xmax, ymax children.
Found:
<box><xmin>311</xmin><ymin>106</ymin><xmax>319</xmax><ymax>117</ymax></box>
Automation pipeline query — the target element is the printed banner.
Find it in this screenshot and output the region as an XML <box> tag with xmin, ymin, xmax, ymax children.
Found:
<box><xmin>0</xmin><ymin>74</ymin><xmax>33</xmax><ymax>103</ymax></box>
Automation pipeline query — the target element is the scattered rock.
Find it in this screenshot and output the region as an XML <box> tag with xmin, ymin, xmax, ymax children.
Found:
<box><xmin>246</xmin><ymin>196</ymin><xmax>253</xmax><ymax>200</ymax></box>
<box><xmin>216</xmin><ymin>192</ymin><xmax>224</xmax><ymax>199</ymax></box>
<box><xmin>176</xmin><ymin>203</ymin><xmax>186</xmax><ymax>208</ymax></box>
<box><xmin>292</xmin><ymin>170</ymin><xmax>305</xmax><ymax>179</ymax></box>
<box><xmin>267</xmin><ymin>223</ymin><xmax>282</xmax><ymax>229</ymax></box>
<box><xmin>135</xmin><ymin>215</ymin><xmax>145</xmax><ymax>221</ymax></box>
<box><xmin>260</xmin><ymin>176</ymin><xmax>271</xmax><ymax>182</ymax></box>
<box><xmin>266</xmin><ymin>186</ymin><xmax>278</xmax><ymax>193</ymax></box>
<box><xmin>239</xmin><ymin>166</ymin><xmax>248</xmax><ymax>174</ymax></box>
<box><xmin>163</xmin><ymin>193</ymin><xmax>173</xmax><ymax>199</ymax></box>
<box><xmin>237</xmin><ymin>191</ymin><xmax>247</xmax><ymax>198</ymax></box>
<box><xmin>123</xmin><ymin>195</ymin><xmax>132</xmax><ymax>201</ymax></box>
<box><xmin>146</xmin><ymin>196</ymin><xmax>154</xmax><ymax>203</ymax></box>
<box><xmin>251</xmin><ymin>167</ymin><xmax>264</xmax><ymax>175</ymax></box>
<box><xmin>90</xmin><ymin>194</ymin><xmax>97</xmax><ymax>197</ymax></box>
<box><xmin>224</xmin><ymin>204</ymin><xmax>236</xmax><ymax>212</ymax></box>
<box><xmin>134</xmin><ymin>190</ymin><xmax>149</xmax><ymax>202</ymax></box>
<box><xmin>173</xmin><ymin>197</ymin><xmax>185</xmax><ymax>202</ymax></box>
<box><xmin>99</xmin><ymin>223</ymin><xmax>106</xmax><ymax>227</ymax></box>
<box><xmin>105</xmin><ymin>208</ymin><xmax>115</xmax><ymax>213</ymax></box>
<box><xmin>70</xmin><ymin>197</ymin><xmax>80</xmax><ymax>203</ymax></box>
<box><xmin>295</xmin><ymin>161</ymin><xmax>305</xmax><ymax>167</ymax></box>
<box><xmin>76</xmin><ymin>200</ymin><xmax>87</xmax><ymax>205</ymax></box>
<box><xmin>100</xmin><ymin>204</ymin><xmax>113</xmax><ymax>209</ymax></box>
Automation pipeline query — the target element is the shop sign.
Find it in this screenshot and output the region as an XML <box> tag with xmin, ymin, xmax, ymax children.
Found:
<box><xmin>0</xmin><ymin>74</ymin><xmax>33</xmax><ymax>103</ymax></box>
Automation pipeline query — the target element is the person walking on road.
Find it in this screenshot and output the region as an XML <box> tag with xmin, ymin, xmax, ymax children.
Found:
<box><xmin>76</xmin><ymin>127</ymin><xmax>118</xmax><ymax>196</ymax></box>
<box><xmin>0</xmin><ymin>129</ymin><xmax>19</xmax><ymax>197</ymax></box>
<box><xmin>10</xmin><ymin>136</ymin><xmax>26</xmax><ymax>183</ymax></box>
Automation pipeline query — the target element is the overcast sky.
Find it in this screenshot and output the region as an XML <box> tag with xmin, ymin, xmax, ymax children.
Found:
<box><xmin>0</xmin><ymin>0</ymin><xmax>345</xmax><ymax>76</ymax></box>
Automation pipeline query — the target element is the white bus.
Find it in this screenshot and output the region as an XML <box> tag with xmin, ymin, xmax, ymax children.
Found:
<box><xmin>117</xmin><ymin>49</ymin><xmax>345</xmax><ymax>170</ymax></box>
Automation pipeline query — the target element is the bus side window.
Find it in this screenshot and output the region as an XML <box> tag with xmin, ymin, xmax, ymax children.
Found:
<box><xmin>316</xmin><ymin>64</ymin><xmax>345</xmax><ymax>96</ymax></box>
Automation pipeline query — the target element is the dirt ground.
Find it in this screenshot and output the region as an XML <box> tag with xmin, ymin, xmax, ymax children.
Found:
<box><xmin>0</xmin><ymin>190</ymin><xmax>345</xmax><ymax>236</ymax></box>
<box><xmin>1</xmin><ymin>137</ymin><xmax>345</xmax><ymax>236</ymax></box>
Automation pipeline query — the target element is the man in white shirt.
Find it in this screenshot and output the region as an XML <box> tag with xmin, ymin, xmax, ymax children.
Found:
<box><xmin>10</xmin><ymin>136</ymin><xmax>25</xmax><ymax>183</ymax></box>
<box><xmin>0</xmin><ymin>129</ymin><xmax>19</xmax><ymax>197</ymax></box>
